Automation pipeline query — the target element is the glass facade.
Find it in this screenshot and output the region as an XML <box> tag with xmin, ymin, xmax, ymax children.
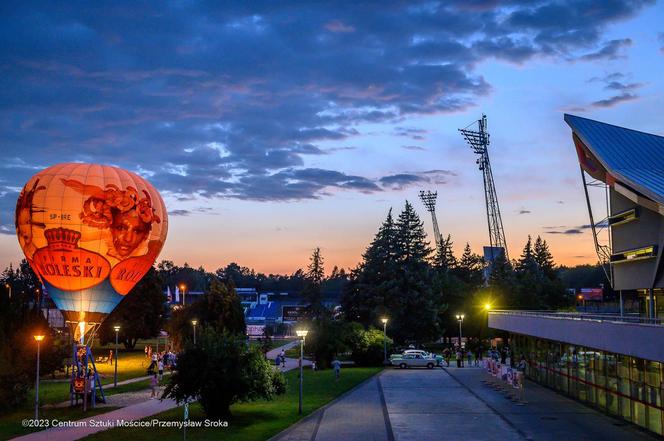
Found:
<box><xmin>511</xmin><ymin>334</ymin><xmax>664</xmax><ymax>436</ymax></box>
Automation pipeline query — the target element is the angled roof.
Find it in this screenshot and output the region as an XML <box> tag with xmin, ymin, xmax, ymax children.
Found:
<box><xmin>564</xmin><ymin>114</ymin><xmax>664</xmax><ymax>206</ymax></box>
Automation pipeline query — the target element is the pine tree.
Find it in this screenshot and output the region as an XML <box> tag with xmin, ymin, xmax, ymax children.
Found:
<box><xmin>433</xmin><ymin>234</ymin><xmax>457</xmax><ymax>273</ymax></box>
<box><xmin>341</xmin><ymin>209</ymin><xmax>398</xmax><ymax>325</ymax></box>
<box><xmin>456</xmin><ymin>243</ymin><xmax>484</xmax><ymax>287</ymax></box>
<box><xmin>534</xmin><ymin>236</ymin><xmax>556</xmax><ymax>280</ymax></box>
<box><xmin>302</xmin><ymin>247</ymin><xmax>326</xmax><ymax>318</ymax></box>
<box><xmin>516</xmin><ymin>235</ymin><xmax>539</xmax><ymax>276</ymax></box>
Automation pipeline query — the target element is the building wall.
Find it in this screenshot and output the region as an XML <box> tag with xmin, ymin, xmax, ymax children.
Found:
<box><xmin>512</xmin><ymin>333</ymin><xmax>664</xmax><ymax>436</ymax></box>
<box><xmin>610</xmin><ymin>188</ymin><xmax>664</xmax><ymax>290</ymax></box>
<box><xmin>489</xmin><ymin>312</ymin><xmax>664</xmax><ymax>362</ymax></box>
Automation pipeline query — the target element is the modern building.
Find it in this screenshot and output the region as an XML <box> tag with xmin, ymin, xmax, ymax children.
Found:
<box><xmin>489</xmin><ymin>115</ymin><xmax>664</xmax><ymax>436</ymax></box>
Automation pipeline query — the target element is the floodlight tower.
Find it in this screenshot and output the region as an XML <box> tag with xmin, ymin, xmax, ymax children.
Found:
<box><xmin>459</xmin><ymin>114</ymin><xmax>509</xmax><ymax>261</ymax></box>
<box><xmin>419</xmin><ymin>190</ymin><xmax>442</xmax><ymax>248</ymax></box>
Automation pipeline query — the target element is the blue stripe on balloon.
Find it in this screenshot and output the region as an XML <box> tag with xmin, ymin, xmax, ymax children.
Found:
<box><xmin>44</xmin><ymin>279</ymin><xmax>124</xmax><ymax>314</ymax></box>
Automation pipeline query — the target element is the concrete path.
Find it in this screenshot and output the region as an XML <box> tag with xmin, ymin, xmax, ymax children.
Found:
<box><xmin>12</xmin><ymin>396</ymin><xmax>178</xmax><ymax>441</ymax></box>
<box><xmin>267</xmin><ymin>339</ymin><xmax>313</xmax><ymax>372</ymax></box>
<box><xmin>272</xmin><ymin>366</ymin><xmax>658</xmax><ymax>441</ymax></box>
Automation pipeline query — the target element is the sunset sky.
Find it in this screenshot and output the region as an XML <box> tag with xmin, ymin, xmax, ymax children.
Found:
<box><xmin>1</xmin><ymin>1</ymin><xmax>663</xmax><ymax>275</ymax></box>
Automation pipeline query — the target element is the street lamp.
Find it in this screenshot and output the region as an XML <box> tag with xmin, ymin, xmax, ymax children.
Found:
<box><xmin>34</xmin><ymin>334</ymin><xmax>45</xmax><ymax>420</ymax></box>
<box><xmin>381</xmin><ymin>317</ymin><xmax>388</xmax><ymax>364</ymax></box>
<box><xmin>4</xmin><ymin>283</ymin><xmax>10</xmax><ymax>299</ymax></box>
<box><xmin>191</xmin><ymin>320</ymin><xmax>198</xmax><ymax>345</ymax></box>
<box><xmin>455</xmin><ymin>314</ymin><xmax>465</xmax><ymax>348</ymax></box>
<box><xmin>113</xmin><ymin>325</ymin><xmax>120</xmax><ymax>387</ymax></box>
<box><xmin>180</xmin><ymin>284</ymin><xmax>187</xmax><ymax>306</ymax></box>
<box><xmin>484</xmin><ymin>303</ymin><xmax>491</xmax><ymax>311</ymax></box>
<box><xmin>295</xmin><ymin>329</ymin><xmax>309</xmax><ymax>415</ymax></box>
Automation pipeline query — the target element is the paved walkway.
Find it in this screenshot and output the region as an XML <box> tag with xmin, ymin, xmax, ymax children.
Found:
<box><xmin>267</xmin><ymin>339</ymin><xmax>313</xmax><ymax>372</ymax></box>
<box><xmin>271</xmin><ymin>366</ymin><xmax>658</xmax><ymax>441</ymax></box>
<box><xmin>13</xmin><ymin>341</ymin><xmax>306</xmax><ymax>441</ymax></box>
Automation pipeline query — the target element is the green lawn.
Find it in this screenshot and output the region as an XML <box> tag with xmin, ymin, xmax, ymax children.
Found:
<box><xmin>86</xmin><ymin>366</ymin><xmax>382</xmax><ymax>441</ymax></box>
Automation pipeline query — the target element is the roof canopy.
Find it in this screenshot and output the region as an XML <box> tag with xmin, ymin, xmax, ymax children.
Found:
<box><xmin>565</xmin><ymin>114</ymin><xmax>664</xmax><ymax>207</ymax></box>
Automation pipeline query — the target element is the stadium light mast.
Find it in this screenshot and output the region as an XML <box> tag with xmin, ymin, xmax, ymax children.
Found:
<box><xmin>419</xmin><ymin>190</ymin><xmax>443</xmax><ymax>248</ymax></box>
<box><xmin>459</xmin><ymin>114</ymin><xmax>509</xmax><ymax>261</ymax></box>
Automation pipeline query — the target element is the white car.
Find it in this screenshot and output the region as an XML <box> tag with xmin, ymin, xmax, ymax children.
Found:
<box><xmin>391</xmin><ymin>353</ymin><xmax>437</xmax><ymax>369</ymax></box>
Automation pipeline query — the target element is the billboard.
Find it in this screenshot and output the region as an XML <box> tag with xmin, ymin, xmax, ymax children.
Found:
<box><xmin>247</xmin><ymin>325</ymin><xmax>265</xmax><ymax>337</ymax></box>
<box><xmin>579</xmin><ymin>288</ymin><xmax>603</xmax><ymax>301</ymax></box>
<box><xmin>282</xmin><ymin>306</ymin><xmax>307</xmax><ymax>322</ymax></box>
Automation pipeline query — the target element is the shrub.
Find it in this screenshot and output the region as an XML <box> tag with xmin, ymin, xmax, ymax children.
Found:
<box><xmin>163</xmin><ymin>326</ymin><xmax>285</xmax><ymax>418</ymax></box>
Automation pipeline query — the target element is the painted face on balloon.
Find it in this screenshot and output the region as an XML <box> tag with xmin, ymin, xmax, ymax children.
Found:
<box><xmin>111</xmin><ymin>209</ymin><xmax>150</xmax><ymax>258</ymax></box>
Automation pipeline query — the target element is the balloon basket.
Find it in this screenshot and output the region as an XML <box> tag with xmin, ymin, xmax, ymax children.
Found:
<box><xmin>70</xmin><ymin>344</ymin><xmax>106</xmax><ymax>409</ymax></box>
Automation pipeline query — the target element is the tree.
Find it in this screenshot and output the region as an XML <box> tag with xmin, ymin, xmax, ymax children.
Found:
<box><xmin>99</xmin><ymin>267</ymin><xmax>167</xmax><ymax>349</ymax></box>
<box><xmin>432</xmin><ymin>234</ymin><xmax>457</xmax><ymax>273</ymax></box>
<box><xmin>302</xmin><ymin>247</ymin><xmax>325</xmax><ymax>318</ymax></box>
<box><xmin>347</xmin><ymin>325</ymin><xmax>393</xmax><ymax>367</ymax></box>
<box><xmin>534</xmin><ymin>236</ymin><xmax>556</xmax><ymax>280</ymax></box>
<box><xmin>342</xmin><ymin>209</ymin><xmax>399</xmax><ymax>326</ymax></box>
<box><xmin>0</xmin><ymin>283</ymin><xmax>67</xmax><ymax>414</ymax></box>
<box><xmin>455</xmin><ymin>243</ymin><xmax>484</xmax><ymax>288</ymax></box>
<box><xmin>163</xmin><ymin>327</ymin><xmax>285</xmax><ymax>418</ymax></box>
<box><xmin>167</xmin><ymin>278</ymin><xmax>246</xmax><ymax>350</ymax></box>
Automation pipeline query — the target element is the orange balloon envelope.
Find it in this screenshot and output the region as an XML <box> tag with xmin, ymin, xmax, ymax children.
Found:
<box><xmin>15</xmin><ymin>163</ymin><xmax>168</xmax><ymax>337</ymax></box>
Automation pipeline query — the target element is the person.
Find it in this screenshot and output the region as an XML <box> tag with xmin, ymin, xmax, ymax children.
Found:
<box><xmin>474</xmin><ymin>348</ymin><xmax>481</xmax><ymax>366</ymax></box>
<box><xmin>467</xmin><ymin>350</ymin><xmax>472</xmax><ymax>367</ymax></box>
<box><xmin>144</xmin><ymin>345</ymin><xmax>149</xmax><ymax>359</ymax></box>
<box><xmin>109</xmin><ymin>349</ymin><xmax>114</xmax><ymax>365</ymax></box>
<box><xmin>275</xmin><ymin>354</ymin><xmax>282</xmax><ymax>369</ymax></box>
<box><xmin>312</xmin><ymin>359</ymin><xmax>317</xmax><ymax>371</ymax></box>
<box><xmin>280</xmin><ymin>349</ymin><xmax>286</xmax><ymax>368</ymax></box>
<box><xmin>332</xmin><ymin>357</ymin><xmax>341</xmax><ymax>381</ymax></box>
<box><xmin>158</xmin><ymin>358</ymin><xmax>164</xmax><ymax>381</ymax></box>
<box><xmin>150</xmin><ymin>373</ymin><xmax>158</xmax><ymax>399</ymax></box>
<box><xmin>443</xmin><ymin>348</ymin><xmax>451</xmax><ymax>367</ymax></box>
<box><xmin>517</xmin><ymin>355</ymin><xmax>527</xmax><ymax>373</ymax></box>
<box><xmin>455</xmin><ymin>349</ymin><xmax>462</xmax><ymax>368</ymax></box>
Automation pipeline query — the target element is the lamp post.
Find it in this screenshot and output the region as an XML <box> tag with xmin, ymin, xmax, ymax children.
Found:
<box><xmin>191</xmin><ymin>320</ymin><xmax>198</xmax><ymax>345</ymax></box>
<box><xmin>455</xmin><ymin>314</ymin><xmax>465</xmax><ymax>348</ymax></box>
<box><xmin>4</xmin><ymin>283</ymin><xmax>10</xmax><ymax>299</ymax></box>
<box><xmin>381</xmin><ymin>317</ymin><xmax>388</xmax><ymax>364</ymax></box>
<box><xmin>295</xmin><ymin>329</ymin><xmax>309</xmax><ymax>415</ymax></box>
<box><xmin>113</xmin><ymin>325</ymin><xmax>120</xmax><ymax>387</ymax></box>
<box><xmin>180</xmin><ymin>284</ymin><xmax>187</xmax><ymax>307</ymax></box>
<box><xmin>34</xmin><ymin>334</ymin><xmax>45</xmax><ymax>420</ymax></box>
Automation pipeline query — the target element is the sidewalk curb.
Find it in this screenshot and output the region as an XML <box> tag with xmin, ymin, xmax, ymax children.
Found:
<box><xmin>267</xmin><ymin>368</ymin><xmax>386</xmax><ymax>441</ymax></box>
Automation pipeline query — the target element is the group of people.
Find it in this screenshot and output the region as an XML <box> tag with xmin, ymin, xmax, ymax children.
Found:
<box><xmin>273</xmin><ymin>348</ymin><xmax>340</xmax><ymax>380</ymax></box>
<box><xmin>145</xmin><ymin>345</ymin><xmax>177</xmax><ymax>381</ymax></box>
<box><xmin>442</xmin><ymin>346</ymin><xmax>484</xmax><ymax>368</ymax></box>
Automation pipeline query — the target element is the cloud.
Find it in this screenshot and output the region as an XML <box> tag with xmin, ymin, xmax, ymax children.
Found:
<box><xmin>379</xmin><ymin>169</ymin><xmax>456</xmax><ymax>190</ymax></box>
<box><xmin>518</xmin><ymin>209</ymin><xmax>531</xmax><ymax>215</ymax></box>
<box><xmin>401</xmin><ymin>145</ymin><xmax>427</xmax><ymax>151</ymax></box>
<box><xmin>0</xmin><ymin>1</ymin><xmax>655</xmax><ymax>230</ymax></box>
<box><xmin>586</xmin><ymin>72</ymin><xmax>645</xmax><ymax>108</ymax></box>
<box><xmin>659</xmin><ymin>32</ymin><xmax>664</xmax><ymax>54</ymax></box>
<box><xmin>579</xmin><ymin>38</ymin><xmax>632</xmax><ymax>61</ymax></box>
<box><xmin>324</xmin><ymin>20</ymin><xmax>355</xmax><ymax>33</ymax></box>
<box><xmin>546</xmin><ymin>228</ymin><xmax>584</xmax><ymax>235</ymax></box>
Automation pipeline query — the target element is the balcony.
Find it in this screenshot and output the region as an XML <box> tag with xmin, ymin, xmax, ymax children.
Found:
<box><xmin>489</xmin><ymin>310</ymin><xmax>664</xmax><ymax>362</ymax></box>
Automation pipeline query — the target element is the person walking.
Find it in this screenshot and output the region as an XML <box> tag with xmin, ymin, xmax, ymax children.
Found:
<box><xmin>332</xmin><ymin>357</ymin><xmax>341</xmax><ymax>381</ymax></box>
<box><xmin>157</xmin><ymin>358</ymin><xmax>164</xmax><ymax>381</ymax></box>
<box><xmin>443</xmin><ymin>348</ymin><xmax>451</xmax><ymax>367</ymax></box>
<box><xmin>150</xmin><ymin>373</ymin><xmax>158</xmax><ymax>399</ymax></box>
<box><xmin>455</xmin><ymin>348</ymin><xmax>462</xmax><ymax>368</ymax></box>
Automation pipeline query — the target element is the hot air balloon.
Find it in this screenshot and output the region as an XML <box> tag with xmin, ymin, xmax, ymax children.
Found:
<box><xmin>15</xmin><ymin>163</ymin><xmax>168</xmax><ymax>405</ymax></box>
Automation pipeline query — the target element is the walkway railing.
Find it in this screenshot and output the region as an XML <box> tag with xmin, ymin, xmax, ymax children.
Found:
<box><xmin>489</xmin><ymin>310</ymin><xmax>662</xmax><ymax>325</ymax></box>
